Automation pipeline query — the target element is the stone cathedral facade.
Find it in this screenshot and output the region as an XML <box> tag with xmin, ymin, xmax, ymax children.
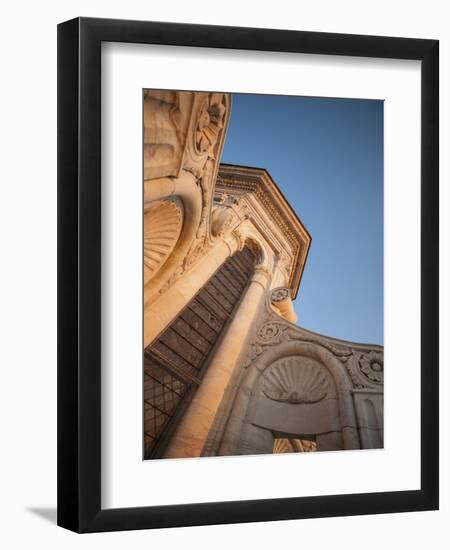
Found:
<box><xmin>143</xmin><ymin>90</ymin><xmax>384</xmax><ymax>460</ymax></box>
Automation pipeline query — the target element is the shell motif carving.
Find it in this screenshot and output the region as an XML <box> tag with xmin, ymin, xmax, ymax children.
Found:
<box><xmin>262</xmin><ymin>357</ymin><xmax>329</xmax><ymax>404</ymax></box>
<box><xmin>143</xmin><ymin>199</ymin><xmax>183</xmax><ymax>285</ymax></box>
<box><xmin>273</xmin><ymin>438</ymin><xmax>296</xmax><ymax>453</ymax></box>
<box><xmin>273</xmin><ymin>438</ymin><xmax>317</xmax><ymax>453</ymax></box>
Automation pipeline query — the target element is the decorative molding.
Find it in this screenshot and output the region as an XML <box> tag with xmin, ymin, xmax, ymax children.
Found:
<box><xmin>231</xmin><ymin>229</ymin><xmax>246</xmax><ymax>252</ymax></box>
<box><xmin>183</xmin><ymin>93</ymin><xmax>229</xmax><ymax>180</ymax></box>
<box><xmin>211</xmin><ymin>205</ymin><xmax>240</xmax><ymax>238</ymax></box>
<box><xmin>254</xmin><ymin>320</ymin><xmax>353</xmax><ymax>363</ymax></box>
<box><xmin>195</xmin><ymin>94</ymin><xmax>227</xmax><ymax>154</ymax></box>
<box><xmin>271</xmin><ymin>287</ymin><xmax>290</xmax><ymax>303</ymax></box>
<box><xmin>216</xmin><ymin>166</ymin><xmax>311</xmax><ymax>298</ymax></box>
<box><xmin>149</xmin><ymin>93</ymin><xmax>231</xmax><ymax>297</ymax></box>
<box><xmin>359</xmin><ymin>351</ymin><xmax>384</xmax><ymax>384</ymax></box>
<box><xmin>157</xmin><ymin>265</ymin><xmax>184</xmax><ymax>296</ymax></box>
<box><xmin>344</xmin><ymin>351</ymin><xmax>384</xmax><ymax>389</ymax></box>
<box><xmin>273</xmin><ymin>438</ymin><xmax>295</xmax><ymax>453</ymax></box>
<box><xmin>253</xmin><ymin>265</ymin><xmax>272</xmax><ymax>280</ymax></box>
<box><xmin>143</xmin><ymin>91</ymin><xmax>193</xmax><ymax>180</ymax></box>
<box><xmin>273</xmin><ymin>438</ymin><xmax>317</xmax><ymax>453</ymax></box>
<box><xmin>183</xmin><ymin>238</ymin><xmax>211</xmax><ymax>272</ymax></box>
<box><xmin>257</xmin><ymin>321</ymin><xmax>285</xmax><ymax>342</ymax></box>
<box><xmin>241</xmin><ymin>310</ymin><xmax>383</xmax><ymax>393</ymax></box>
<box><xmin>158</xmin><ymin>238</ymin><xmax>212</xmax><ymax>296</ymax></box>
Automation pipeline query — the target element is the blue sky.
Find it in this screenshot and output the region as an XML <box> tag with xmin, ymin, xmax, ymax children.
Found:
<box><xmin>221</xmin><ymin>94</ymin><xmax>383</xmax><ymax>345</ymax></box>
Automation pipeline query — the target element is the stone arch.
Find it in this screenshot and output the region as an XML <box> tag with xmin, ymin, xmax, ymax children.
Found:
<box><xmin>218</xmin><ymin>339</ymin><xmax>359</xmax><ymax>455</ymax></box>
<box><xmin>246</xmin><ymin>340</ymin><xmax>354</xmax><ymax>394</ymax></box>
<box><xmin>235</xmin><ymin>224</ymin><xmax>275</xmax><ymax>275</ymax></box>
<box><xmin>245</xmin><ymin>237</ymin><xmax>266</xmax><ymax>267</ymax></box>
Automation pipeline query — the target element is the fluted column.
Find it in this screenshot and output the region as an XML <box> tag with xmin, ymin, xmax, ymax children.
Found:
<box><xmin>163</xmin><ymin>263</ymin><xmax>272</xmax><ymax>458</ymax></box>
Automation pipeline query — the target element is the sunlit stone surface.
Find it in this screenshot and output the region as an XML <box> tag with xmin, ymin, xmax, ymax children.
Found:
<box><xmin>142</xmin><ymin>91</ymin><xmax>383</xmax><ymax>459</ymax></box>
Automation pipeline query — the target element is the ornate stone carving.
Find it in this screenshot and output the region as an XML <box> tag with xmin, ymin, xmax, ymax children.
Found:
<box><xmin>183</xmin><ymin>93</ymin><xmax>229</xmax><ymax>179</ymax></box>
<box><xmin>257</xmin><ymin>321</ymin><xmax>285</xmax><ymax>342</ymax></box>
<box><xmin>218</xmin><ymin>192</ymin><xmax>229</xmax><ymax>204</ymax></box>
<box><xmin>241</xmin><ymin>309</ymin><xmax>383</xmax><ymax>398</ymax></box>
<box><xmin>144</xmin><ymin>92</ymin><xmax>232</xmax><ymax>303</ymax></box>
<box><xmin>143</xmin><ymin>199</ymin><xmax>183</xmax><ymax>285</ymax></box>
<box><xmin>211</xmin><ymin>206</ymin><xmax>239</xmax><ymax>238</ymax></box>
<box><xmin>216</xmin><ymin>167</ymin><xmax>311</xmax><ymax>299</ymax></box>
<box><xmin>144</xmin><ymin>91</ymin><xmax>229</xmax><ymax>182</ymax></box>
<box><xmin>285</xmin><ymin>330</ymin><xmax>354</xmax><ymax>363</ymax></box>
<box><xmin>273</xmin><ymin>438</ymin><xmax>294</xmax><ymax>453</ymax></box>
<box><xmin>231</xmin><ymin>229</ymin><xmax>246</xmax><ymax>252</ymax></box>
<box><xmin>157</xmin><ymin>265</ymin><xmax>184</xmax><ymax>296</ymax></box>
<box><xmin>359</xmin><ymin>351</ymin><xmax>384</xmax><ymax>384</ymax></box>
<box><xmin>183</xmin><ymin>238</ymin><xmax>210</xmax><ymax>271</ymax></box>
<box><xmin>241</xmin><ymin>338</ymin><xmax>266</xmax><ymax>369</ymax></box>
<box><xmin>253</xmin><ymin>265</ymin><xmax>272</xmax><ymax>284</ymax></box>
<box><xmin>195</xmin><ymin>94</ymin><xmax>227</xmax><ymax>154</ymax></box>
<box><xmin>277</xmin><ymin>253</ymin><xmax>292</xmax><ymax>279</ymax></box>
<box><xmin>143</xmin><ymin>91</ymin><xmax>193</xmax><ymax>180</ymax></box>
<box><xmin>262</xmin><ymin>357</ymin><xmax>329</xmax><ymax>404</ymax></box>
<box><xmin>343</xmin><ymin>355</ymin><xmax>367</xmax><ymax>389</ymax></box>
<box><xmin>296</xmin><ymin>439</ymin><xmax>317</xmax><ymax>452</ymax></box>
<box><xmin>270</xmin><ymin>287</ymin><xmax>297</xmax><ymax>323</ymax></box>
<box><xmin>271</xmin><ymin>287</ymin><xmax>290</xmax><ymax>303</ymax></box>
<box><xmin>273</xmin><ymin>438</ymin><xmax>317</xmax><ymax>453</ymax></box>
<box><xmin>254</xmin><ymin>320</ymin><xmax>352</xmax><ymax>362</ymax></box>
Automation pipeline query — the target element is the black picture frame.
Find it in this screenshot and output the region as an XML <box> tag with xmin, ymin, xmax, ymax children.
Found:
<box><xmin>57</xmin><ymin>17</ymin><xmax>439</xmax><ymax>533</ymax></box>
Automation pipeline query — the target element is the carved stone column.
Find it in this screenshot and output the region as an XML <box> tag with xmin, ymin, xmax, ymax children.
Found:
<box><xmin>163</xmin><ymin>263</ymin><xmax>273</xmax><ymax>458</ymax></box>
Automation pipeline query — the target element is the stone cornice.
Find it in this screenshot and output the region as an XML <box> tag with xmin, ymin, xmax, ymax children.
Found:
<box><xmin>216</xmin><ymin>164</ymin><xmax>312</xmax><ymax>299</ymax></box>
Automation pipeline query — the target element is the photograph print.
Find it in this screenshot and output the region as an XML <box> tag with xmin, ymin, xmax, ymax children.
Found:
<box><xmin>143</xmin><ymin>90</ymin><xmax>384</xmax><ymax>460</ymax></box>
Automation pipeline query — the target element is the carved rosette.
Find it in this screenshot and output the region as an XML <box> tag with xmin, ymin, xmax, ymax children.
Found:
<box><xmin>359</xmin><ymin>351</ymin><xmax>384</xmax><ymax>384</ymax></box>
<box><xmin>257</xmin><ymin>321</ymin><xmax>285</xmax><ymax>342</ymax></box>
<box><xmin>143</xmin><ymin>199</ymin><xmax>183</xmax><ymax>286</ymax></box>
<box><xmin>271</xmin><ymin>287</ymin><xmax>290</xmax><ymax>303</ymax></box>
<box><xmin>262</xmin><ymin>357</ymin><xmax>329</xmax><ymax>404</ymax></box>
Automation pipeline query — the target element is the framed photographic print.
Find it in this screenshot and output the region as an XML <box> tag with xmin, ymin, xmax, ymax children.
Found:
<box><xmin>57</xmin><ymin>17</ymin><xmax>439</xmax><ymax>532</ymax></box>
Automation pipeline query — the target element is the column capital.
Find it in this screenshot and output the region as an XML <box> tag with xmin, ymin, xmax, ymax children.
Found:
<box><xmin>251</xmin><ymin>264</ymin><xmax>272</xmax><ymax>289</ymax></box>
<box><xmin>223</xmin><ymin>230</ymin><xmax>244</xmax><ymax>257</ymax></box>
